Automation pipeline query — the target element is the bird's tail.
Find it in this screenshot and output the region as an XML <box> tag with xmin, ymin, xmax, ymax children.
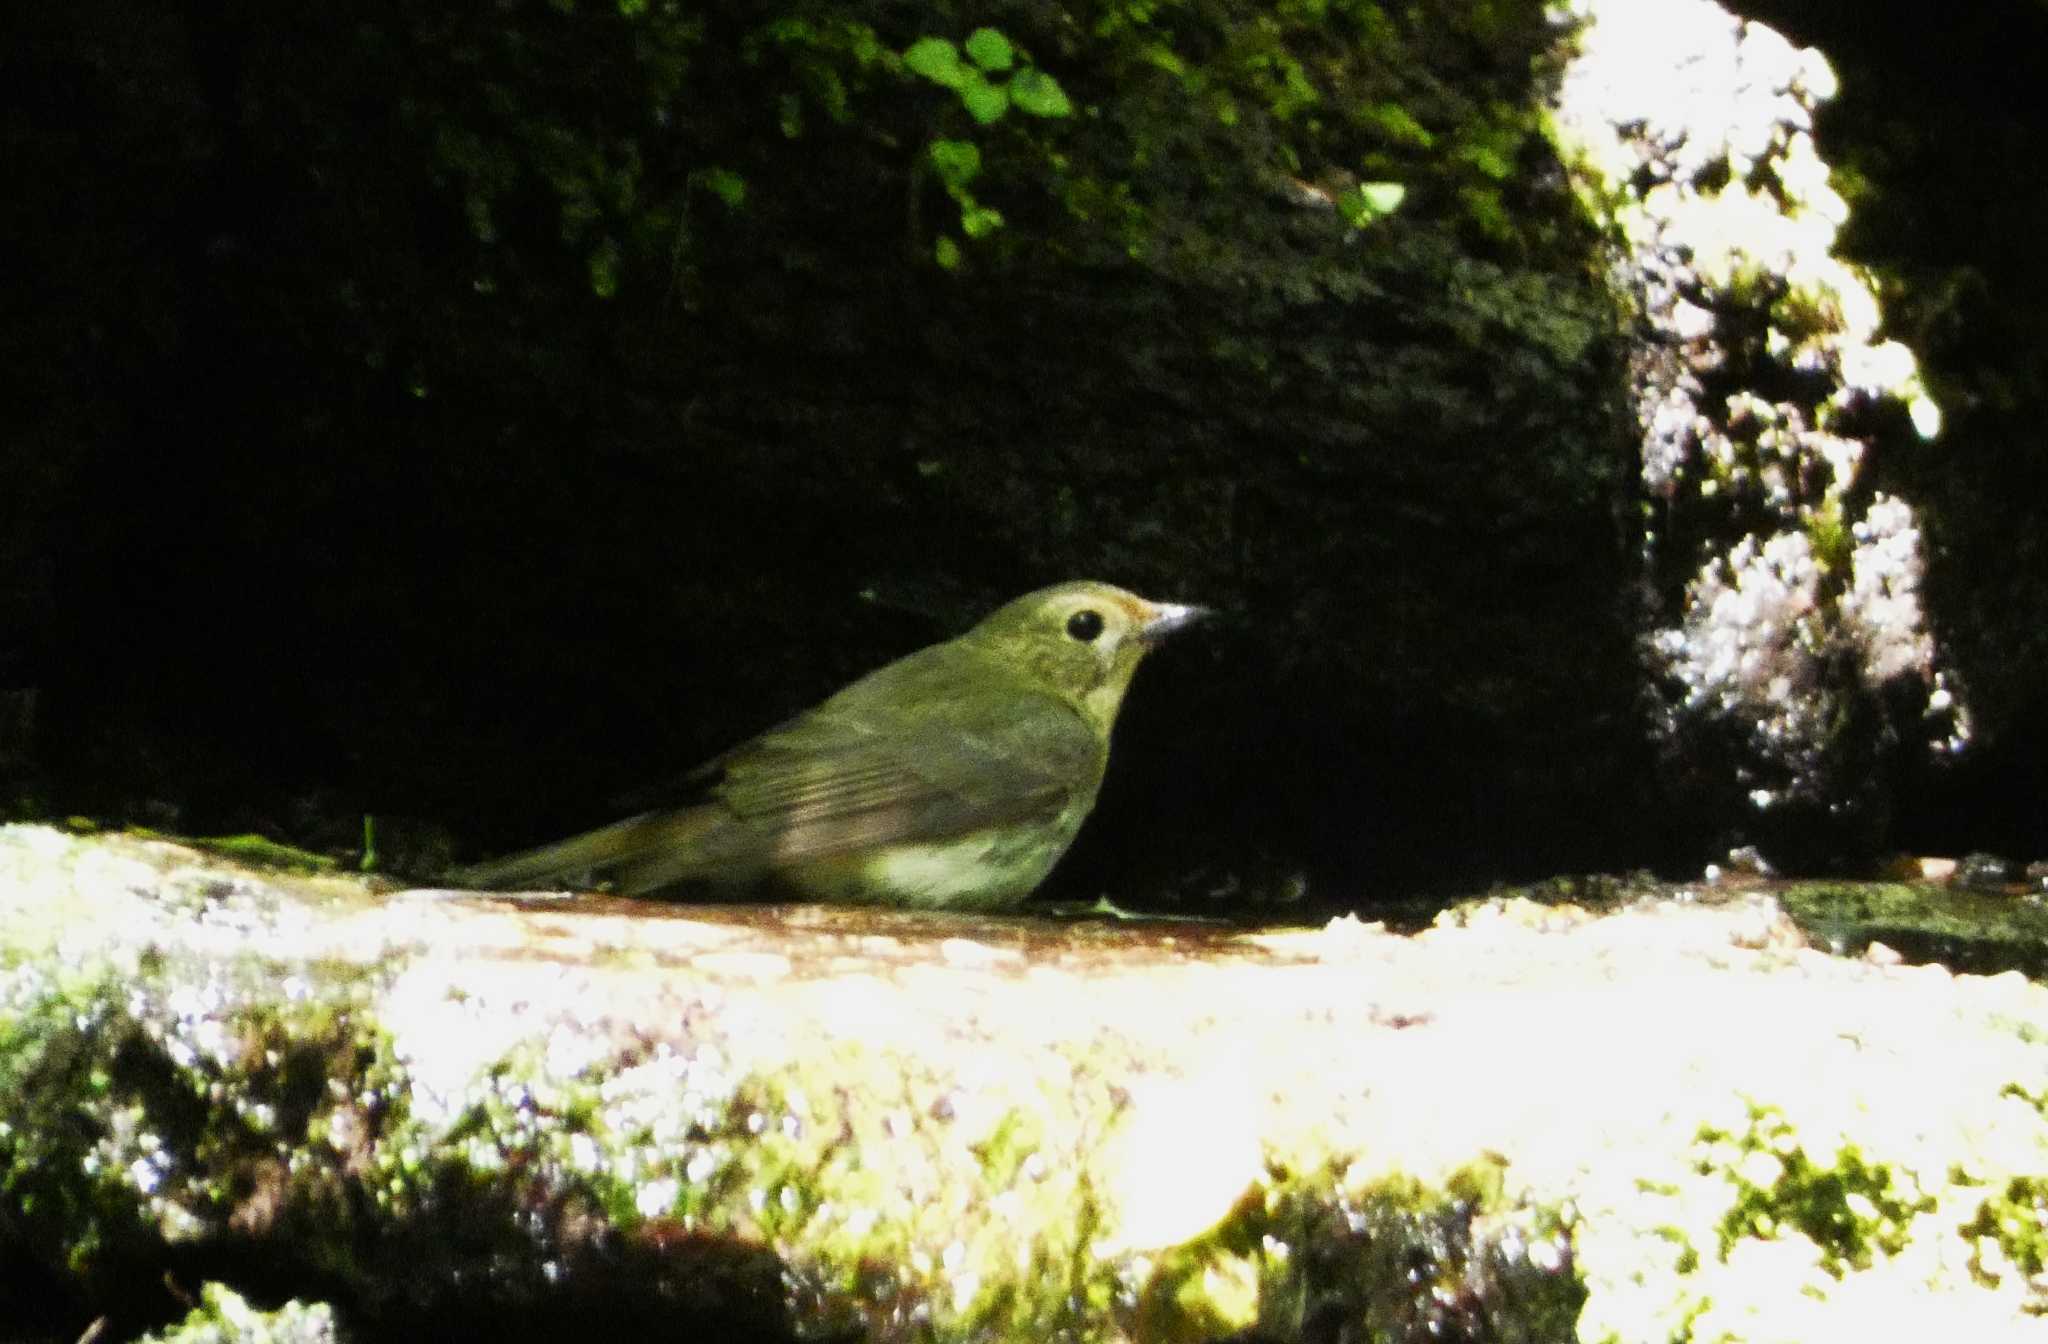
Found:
<box><xmin>451</xmin><ymin>807</ymin><xmax>733</xmax><ymax>896</ymax></box>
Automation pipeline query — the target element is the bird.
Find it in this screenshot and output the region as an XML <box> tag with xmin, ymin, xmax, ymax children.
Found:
<box><xmin>453</xmin><ymin>580</ymin><xmax>1204</xmax><ymax>909</ymax></box>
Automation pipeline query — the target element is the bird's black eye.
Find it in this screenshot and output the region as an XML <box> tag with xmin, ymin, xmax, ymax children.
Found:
<box><xmin>1066</xmin><ymin>609</ymin><xmax>1105</xmax><ymax>642</ymax></box>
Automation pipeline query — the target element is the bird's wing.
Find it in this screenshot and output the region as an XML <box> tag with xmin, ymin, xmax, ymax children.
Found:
<box><xmin>452</xmin><ymin>645</ymin><xmax>1106</xmax><ymax>896</ymax></box>
<box><xmin>708</xmin><ymin>678</ymin><xmax>1102</xmax><ymax>863</ymax></box>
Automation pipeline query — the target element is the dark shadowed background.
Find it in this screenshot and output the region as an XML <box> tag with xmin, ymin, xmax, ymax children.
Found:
<box><xmin>3</xmin><ymin>0</ymin><xmax>2042</xmax><ymax>909</ymax></box>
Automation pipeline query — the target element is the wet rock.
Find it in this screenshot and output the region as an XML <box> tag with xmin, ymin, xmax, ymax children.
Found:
<box><xmin>1956</xmin><ymin>852</ymin><xmax>2020</xmax><ymax>891</ymax></box>
<box><xmin>5</xmin><ymin>825</ymin><xmax>2048</xmax><ymax>1341</ymax></box>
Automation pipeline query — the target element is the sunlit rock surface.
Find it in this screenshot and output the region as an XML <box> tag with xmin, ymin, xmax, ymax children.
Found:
<box><xmin>5</xmin><ymin>823</ymin><xmax>2048</xmax><ymax>1342</ymax></box>
<box><xmin>1553</xmin><ymin>0</ymin><xmax>1967</xmax><ymax>858</ymax></box>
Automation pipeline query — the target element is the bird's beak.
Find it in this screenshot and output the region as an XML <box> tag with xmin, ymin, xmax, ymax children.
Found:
<box><xmin>1138</xmin><ymin>601</ymin><xmax>1209</xmax><ymax>645</ymax></box>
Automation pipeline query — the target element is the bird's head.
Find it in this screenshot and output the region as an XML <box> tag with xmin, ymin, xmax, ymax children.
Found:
<box><xmin>965</xmin><ymin>580</ymin><xmax>1205</xmax><ymax>734</ymax></box>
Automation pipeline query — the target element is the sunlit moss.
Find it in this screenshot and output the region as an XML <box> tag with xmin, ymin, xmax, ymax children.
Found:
<box><xmin>1127</xmin><ymin>1162</ymin><xmax>1581</xmax><ymax>1343</ymax></box>
<box><xmin>1698</xmin><ymin>1102</ymin><xmax>1936</xmax><ymax>1276</ymax></box>
<box><xmin>141</xmin><ymin>1282</ymin><xmax>337</xmax><ymax>1344</ymax></box>
<box><xmin>1959</xmin><ymin>1173</ymin><xmax>2048</xmax><ymax>1313</ymax></box>
<box><xmin>182</xmin><ymin>834</ymin><xmax>339</xmax><ymax>874</ymax></box>
<box><xmin>1780</xmin><ymin>882</ymin><xmax>2048</xmax><ymax>980</ymax></box>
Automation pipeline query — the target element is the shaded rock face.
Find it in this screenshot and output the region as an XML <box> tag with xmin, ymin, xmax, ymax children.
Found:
<box><xmin>7</xmin><ymin>827</ymin><xmax>2048</xmax><ymax>1342</ymax></box>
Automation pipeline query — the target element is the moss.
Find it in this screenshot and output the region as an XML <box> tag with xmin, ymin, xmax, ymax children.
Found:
<box><xmin>0</xmin><ymin>955</ymin><xmax>412</xmax><ymax>1326</ymax></box>
<box><xmin>182</xmin><ymin>835</ymin><xmax>341</xmax><ymax>875</ymax></box>
<box><xmin>1696</xmin><ymin>1102</ymin><xmax>1936</xmax><ymax>1278</ymax></box>
<box><xmin>1960</xmin><ymin>1084</ymin><xmax>2048</xmax><ymax>1307</ymax></box>
<box><xmin>13</xmin><ymin>972</ymin><xmax>799</xmax><ymax>1335</ymax></box>
<box><xmin>1780</xmin><ymin>881</ymin><xmax>2048</xmax><ymax>980</ymax></box>
<box><xmin>1960</xmin><ymin>1175</ymin><xmax>2048</xmax><ymax>1305</ymax></box>
<box><xmin>140</xmin><ymin>1282</ymin><xmax>337</xmax><ymax>1344</ymax></box>
<box><xmin>0</xmin><ymin>982</ymin><xmax>162</xmax><ymax>1287</ymax></box>
<box><xmin>1128</xmin><ymin>1163</ymin><xmax>1583</xmax><ymax>1343</ymax></box>
<box><xmin>382</xmin><ymin>1032</ymin><xmax>1120</xmax><ymax>1340</ymax></box>
<box><xmin>735</xmin><ymin>1046</ymin><xmax>1119</xmax><ymax>1340</ymax></box>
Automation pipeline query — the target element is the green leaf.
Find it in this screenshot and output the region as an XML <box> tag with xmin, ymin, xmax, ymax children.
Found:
<box><xmin>1008</xmin><ymin>67</ymin><xmax>1073</xmax><ymax>118</ymax></box>
<box><xmin>960</xmin><ymin>204</ymin><xmax>1004</xmax><ymax>238</ymax></box>
<box><xmin>1137</xmin><ymin>42</ymin><xmax>1186</xmax><ymax>77</ymax></box>
<box><xmin>1337</xmin><ymin>181</ymin><xmax>1406</xmax><ymax>228</ymax></box>
<box><xmin>616</xmin><ymin>0</ymin><xmax>647</xmax><ymax>14</ymax></box>
<box><xmin>587</xmin><ymin>238</ymin><xmax>620</xmax><ymax>299</ymax></box>
<box><xmin>809</xmin><ymin>64</ymin><xmax>850</xmax><ymax>123</ymax></box>
<box><xmin>1359</xmin><ymin>181</ymin><xmax>1406</xmax><ymax>214</ymax></box>
<box><xmin>960</xmin><ymin>78</ymin><xmax>1009</xmax><ymax>125</ymax></box>
<box><xmin>904</xmin><ymin>36</ymin><xmax>971</xmax><ymax>90</ymax></box>
<box><xmin>927</xmin><ymin>139</ymin><xmax>982</xmax><ymax>191</ymax></box>
<box><xmin>964</xmin><ymin>28</ymin><xmax>1015</xmax><ymax>72</ymax></box>
<box><xmin>1458</xmin><ymin>142</ymin><xmax>1514</xmax><ymax>181</ymax></box>
<box><xmin>748</xmin><ymin>17</ymin><xmax>813</xmax><ymax>54</ymax></box>
<box><xmin>1367</xmin><ymin>101</ymin><xmax>1434</xmax><ymax>148</ymax></box>
<box><xmin>934</xmin><ymin>236</ymin><xmax>963</xmax><ymax>269</ymax></box>
<box><xmin>463</xmin><ymin>193</ymin><xmax>496</xmax><ymax>244</ymax></box>
<box><xmin>698</xmin><ymin>167</ymin><xmax>746</xmax><ymax>208</ymax></box>
<box><xmin>1461</xmin><ymin>184</ymin><xmax>1512</xmax><ymax>240</ymax></box>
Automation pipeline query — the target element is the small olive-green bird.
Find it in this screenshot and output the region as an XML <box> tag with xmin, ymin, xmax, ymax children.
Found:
<box><xmin>455</xmin><ymin>581</ymin><xmax>1203</xmax><ymax>910</ymax></box>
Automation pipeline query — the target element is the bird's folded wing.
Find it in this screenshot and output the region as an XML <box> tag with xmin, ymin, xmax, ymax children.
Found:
<box><xmin>450</xmin><ymin>807</ymin><xmax>720</xmax><ymax>892</ymax></box>
<box><xmin>712</xmin><ymin>690</ymin><xmax>1099</xmax><ymax>862</ymax></box>
<box><xmin>453</xmin><ymin>653</ymin><xmax>1106</xmax><ymax>895</ymax></box>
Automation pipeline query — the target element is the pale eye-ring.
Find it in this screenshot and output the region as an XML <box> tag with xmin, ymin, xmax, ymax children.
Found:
<box><xmin>1066</xmin><ymin>609</ymin><xmax>1105</xmax><ymax>642</ymax></box>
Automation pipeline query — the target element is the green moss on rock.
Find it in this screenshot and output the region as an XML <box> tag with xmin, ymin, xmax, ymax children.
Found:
<box><xmin>140</xmin><ymin>1283</ymin><xmax>338</xmax><ymax>1344</ymax></box>
<box><xmin>1698</xmin><ymin>1102</ymin><xmax>1936</xmax><ymax>1277</ymax></box>
<box><xmin>1960</xmin><ymin>1175</ymin><xmax>2048</xmax><ymax>1309</ymax></box>
<box><xmin>1781</xmin><ymin>881</ymin><xmax>2048</xmax><ymax>980</ymax></box>
<box><xmin>1128</xmin><ymin>1163</ymin><xmax>1583</xmax><ymax>1343</ymax></box>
